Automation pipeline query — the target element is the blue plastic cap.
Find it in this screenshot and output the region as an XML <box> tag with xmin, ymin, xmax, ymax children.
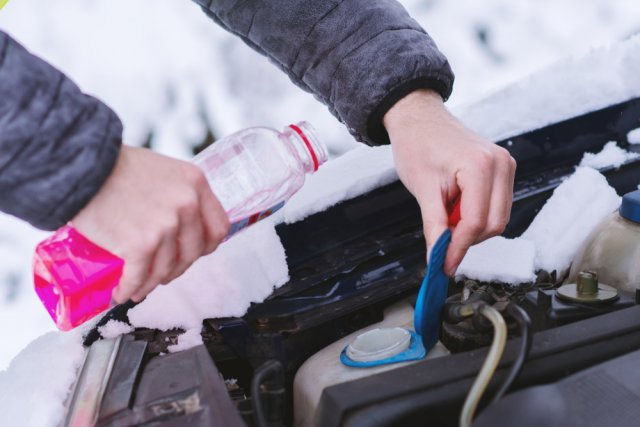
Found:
<box><xmin>620</xmin><ymin>190</ymin><xmax>640</xmax><ymax>223</ymax></box>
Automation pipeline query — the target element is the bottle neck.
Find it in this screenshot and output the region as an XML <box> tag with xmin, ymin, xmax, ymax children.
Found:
<box><xmin>284</xmin><ymin>121</ymin><xmax>328</xmax><ymax>174</ymax></box>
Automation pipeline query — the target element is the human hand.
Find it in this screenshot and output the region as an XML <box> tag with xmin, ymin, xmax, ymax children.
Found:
<box><xmin>383</xmin><ymin>89</ymin><xmax>516</xmax><ymax>276</ymax></box>
<box><xmin>71</xmin><ymin>146</ymin><xmax>230</xmax><ymax>303</ymax></box>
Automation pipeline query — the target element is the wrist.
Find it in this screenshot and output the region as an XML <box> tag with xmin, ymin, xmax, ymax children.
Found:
<box><xmin>383</xmin><ymin>89</ymin><xmax>449</xmax><ymax>134</ymax></box>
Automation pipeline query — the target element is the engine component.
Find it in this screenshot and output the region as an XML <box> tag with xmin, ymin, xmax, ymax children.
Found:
<box><xmin>292</xmin><ymin>300</ymin><xmax>449</xmax><ymax>427</ymax></box>
<box><xmin>568</xmin><ymin>189</ymin><xmax>640</xmax><ymax>292</ymax></box>
<box><xmin>314</xmin><ymin>305</ymin><xmax>640</xmax><ymax>427</ymax></box>
<box><xmin>460</xmin><ymin>304</ymin><xmax>507</xmax><ymax>427</ymax></box>
<box><xmin>64</xmin><ymin>337</ymin><xmax>122</xmax><ymax>427</ymax></box>
<box><xmin>521</xmin><ymin>287</ymin><xmax>637</xmax><ymax>332</ymax></box>
<box><xmin>474</xmin><ymin>348</ymin><xmax>640</xmax><ymax>427</ymax></box>
<box><xmin>441</xmin><ymin>275</ymin><xmax>549</xmax><ymax>353</ymax></box>
<box><xmin>89</xmin><ymin>336</ymin><xmax>244</xmax><ymax>427</ymax></box>
<box><xmin>345</xmin><ymin>328</ymin><xmax>412</xmax><ymax>363</ymax></box>
<box><xmin>489</xmin><ymin>304</ymin><xmax>532</xmax><ymax>405</ymax></box>
<box><xmin>556</xmin><ymin>271</ymin><xmax>618</xmax><ymax>304</ymax></box>
<box><xmin>251</xmin><ymin>360</ymin><xmax>285</xmax><ymax>427</ymax></box>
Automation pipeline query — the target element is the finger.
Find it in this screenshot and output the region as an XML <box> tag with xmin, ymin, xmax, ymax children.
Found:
<box><xmin>199</xmin><ymin>186</ymin><xmax>230</xmax><ymax>254</ymax></box>
<box><xmin>130</xmin><ymin>233</ymin><xmax>178</xmax><ymax>302</ymax></box>
<box><xmin>481</xmin><ymin>152</ymin><xmax>516</xmax><ymax>241</ymax></box>
<box><xmin>445</xmin><ymin>166</ymin><xmax>494</xmax><ymax>276</ymax></box>
<box><xmin>112</xmin><ymin>248</ymin><xmax>153</xmax><ymax>304</ymax></box>
<box><xmin>163</xmin><ymin>211</ymin><xmax>206</xmax><ymax>284</ymax></box>
<box><xmin>418</xmin><ymin>188</ymin><xmax>451</xmax><ymax>261</ymax></box>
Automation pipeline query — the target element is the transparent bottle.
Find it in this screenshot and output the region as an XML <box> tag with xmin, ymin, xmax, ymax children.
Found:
<box><xmin>568</xmin><ymin>189</ymin><xmax>640</xmax><ymax>292</ymax></box>
<box><xmin>33</xmin><ymin>121</ymin><xmax>327</xmax><ymax>331</ymax></box>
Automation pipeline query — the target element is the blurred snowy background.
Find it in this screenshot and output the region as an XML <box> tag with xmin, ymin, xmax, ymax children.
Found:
<box><xmin>0</xmin><ymin>0</ymin><xmax>638</xmax><ymax>370</ymax></box>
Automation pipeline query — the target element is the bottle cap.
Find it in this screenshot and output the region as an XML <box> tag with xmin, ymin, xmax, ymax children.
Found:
<box><xmin>619</xmin><ymin>189</ymin><xmax>640</xmax><ymax>223</ymax></box>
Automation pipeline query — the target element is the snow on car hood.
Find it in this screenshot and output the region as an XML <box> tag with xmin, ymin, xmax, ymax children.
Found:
<box><xmin>455</xmin><ymin>34</ymin><xmax>640</xmax><ymax>142</ymax></box>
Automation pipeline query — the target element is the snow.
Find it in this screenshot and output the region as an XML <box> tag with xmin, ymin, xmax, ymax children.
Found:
<box><xmin>0</xmin><ymin>329</ymin><xmax>85</xmax><ymax>427</ymax></box>
<box><xmin>98</xmin><ymin>320</ymin><xmax>134</xmax><ymax>340</ymax></box>
<box><xmin>0</xmin><ymin>214</ymin><xmax>53</xmax><ymax>371</ymax></box>
<box><xmin>128</xmin><ymin>220</ymin><xmax>289</xmax><ymax>331</ymax></box>
<box><xmin>284</xmin><ymin>146</ymin><xmax>397</xmax><ymax>223</ymax></box>
<box><xmin>0</xmin><ymin>0</ymin><xmax>357</xmax><ymax>159</ymax></box>
<box><xmin>521</xmin><ymin>167</ymin><xmax>621</xmax><ymax>275</ymax></box>
<box><xmin>628</xmin><ymin>128</ymin><xmax>640</xmax><ymax>145</ymax></box>
<box><xmin>453</xmin><ymin>167</ymin><xmax>625</xmax><ymax>284</ymax></box>
<box><xmin>580</xmin><ymin>141</ymin><xmax>640</xmax><ymax>169</ymax></box>
<box><xmin>167</xmin><ymin>327</ymin><xmax>204</xmax><ymax>353</ymax></box>
<box><xmin>455</xmin><ymin>237</ymin><xmax>536</xmax><ymax>284</ymax></box>
<box><xmin>456</xmin><ymin>34</ymin><xmax>640</xmax><ymax>142</ymax></box>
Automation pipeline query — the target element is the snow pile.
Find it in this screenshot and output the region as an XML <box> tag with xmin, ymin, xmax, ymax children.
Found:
<box><xmin>580</xmin><ymin>141</ymin><xmax>640</xmax><ymax>169</ymax></box>
<box><xmin>284</xmin><ymin>145</ymin><xmax>397</xmax><ymax>223</ymax></box>
<box><xmin>0</xmin><ymin>214</ymin><xmax>53</xmax><ymax>371</ymax></box>
<box><xmin>459</xmin><ymin>167</ymin><xmax>623</xmax><ymax>283</ymax></box>
<box><xmin>456</xmin><ymin>237</ymin><xmax>536</xmax><ymax>283</ymax></box>
<box><xmin>98</xmin><ymin>320</ymin><xmax>134</xmax><ymax>339</ymax></box>
<box><xmin>0</xmin><ymin>329</ymin><xmax>85</xmax><ymax>427</ymax></box>
<box><xmin>456</xmin><ymin>34</ymin><xmax>640</xmax><ymax>142</ymax></box>
<box><xmin>521</xmin><ymin>168</ymin><xmax>621</xmax><ymax>275</ymax></box>
<box><xmin>167</xmin><ymin>328</ymin><xmax>204</xmax><ymax>353</ymax></box>
<box><xmin>127</xmin><ymin>220</ymin><xmax>289</xmax><ymax>331</ymax></box>
<box><xmin>628</xmin><ymin>128</ymin><xmax>640</xmax><ymax>145</ymax></box>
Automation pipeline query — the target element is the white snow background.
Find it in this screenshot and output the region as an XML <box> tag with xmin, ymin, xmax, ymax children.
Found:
<box><xmin>0</xmin><ymin>0</ymin><xmax>639</xmax><ymax>372</ymax></box>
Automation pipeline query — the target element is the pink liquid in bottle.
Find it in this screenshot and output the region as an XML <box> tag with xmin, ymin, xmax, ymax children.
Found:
<box><xmin>34</xmin><ymin>226</ymin><xmax>124</xmax><ymax>331</ymax></box>
<box><xmin>34</xmin><ymin>121</ymin><xmax>327</xmax><ymax>330</ymax></box>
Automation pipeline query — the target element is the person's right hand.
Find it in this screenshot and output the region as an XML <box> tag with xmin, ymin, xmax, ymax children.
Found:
<box><xmin>71</xmin><ymin>145</ymin><xmax>230</xmax><ymax>303</ymax></box>
<box><xmin>383</xmin><ymin>89</ymin><xmax>516</xmax><ymax>276</ymax></box>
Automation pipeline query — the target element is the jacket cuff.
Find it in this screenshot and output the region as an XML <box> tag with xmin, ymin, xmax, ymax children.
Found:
<box><xmin>366</xmin><ymin>74</ymin><xmax>453</xmax><ymax>146</ymax></box>
<box><xmin>40</xmin><ymin>110</ymin><xmax>122</xmax><ymax>230</ymax></box>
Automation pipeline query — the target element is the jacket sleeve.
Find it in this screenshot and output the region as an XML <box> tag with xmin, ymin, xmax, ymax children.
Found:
<box><xmin>0</xmin><ymin>31</ymin><xmax>122</xmax><ymax>230</ymax></box>
<box><xmin>192</xmin><ymin>0</ymin><xmax>454</xmax><ymax>146</ymax></box>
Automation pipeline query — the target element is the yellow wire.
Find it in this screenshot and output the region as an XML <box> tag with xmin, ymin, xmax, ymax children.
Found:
<box><xmin>459</xmin><ymin>305</ymin><xmax>507</xmax><ymax>427</ymax></box>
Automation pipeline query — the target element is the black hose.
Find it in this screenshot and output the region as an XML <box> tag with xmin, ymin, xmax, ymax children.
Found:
<box><xmin>82</xmin><ymin>300</ymin><xmax>138</xmax><ymax>347</ymax></box>
<box><xmin>489</xmin><ymin>303</ymin><xmax>532</xmax><ymax>405</ymax></box>
<box><xmin>251</xmin><ymin>360</ymin><xmax>284</xmax><ymax>427</ymax></box>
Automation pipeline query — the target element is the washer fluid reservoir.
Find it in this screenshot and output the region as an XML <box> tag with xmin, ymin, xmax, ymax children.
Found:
<box><xmin>292</xmin><ymin>300</ymin><xmax>449</xmax><ymax>427</ymax></box>
<box><xmin>569</xmin><ymin>189</ymin><xmax>640</xmax><ymax>292</ymax></box>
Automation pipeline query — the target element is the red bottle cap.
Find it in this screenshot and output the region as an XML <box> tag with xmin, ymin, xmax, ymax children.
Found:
<box><xmin>448</xmin><ymin>198</ymin><xmax>461</xmax><ymax>227</ymax></box>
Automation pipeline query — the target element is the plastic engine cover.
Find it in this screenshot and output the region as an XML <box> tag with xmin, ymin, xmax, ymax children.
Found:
<box><xmin>475</xmin><ymin>348</ymin><xmax>640</xmax><ymax>427</ymax></box>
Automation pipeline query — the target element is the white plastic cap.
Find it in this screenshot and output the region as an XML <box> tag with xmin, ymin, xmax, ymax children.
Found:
<box><xmin>346</xmin><ymin>327</ymin><xmax>412</xmax><ymax>363</ymax></box>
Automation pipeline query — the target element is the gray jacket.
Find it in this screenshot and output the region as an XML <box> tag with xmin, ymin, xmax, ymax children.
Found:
<box><xmin>0</xmin><ymin>0</ymin><xmax>453</xmax><ymax>231</ymax></box>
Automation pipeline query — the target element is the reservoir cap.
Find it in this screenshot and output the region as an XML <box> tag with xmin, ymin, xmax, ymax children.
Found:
<box><xmin>620</xmin><ymin>189</ymin><xmax>640</xmax><ymax>223</ymax></box>
<box><xmin>345</xmin><ymin>328</ymin><xmax>412</xmax><ymax>363</ymax></box>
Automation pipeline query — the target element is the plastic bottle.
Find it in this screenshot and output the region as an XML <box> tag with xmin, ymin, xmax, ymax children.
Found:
<box><xmin>33</xmin><ymin>121</ymin><xmax>327</xmax><ymax>331</ymax></box>
<box><xmin>568</xmin><ymin>189</ymin><xmax>640</xmax><ymax>292</ymax></box>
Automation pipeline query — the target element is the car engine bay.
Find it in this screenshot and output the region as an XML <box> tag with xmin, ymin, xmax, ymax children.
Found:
<box><xmin>69</xmin><ymin>97</ymin><xmax>640</xmax><ymax>427</ymax></box>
